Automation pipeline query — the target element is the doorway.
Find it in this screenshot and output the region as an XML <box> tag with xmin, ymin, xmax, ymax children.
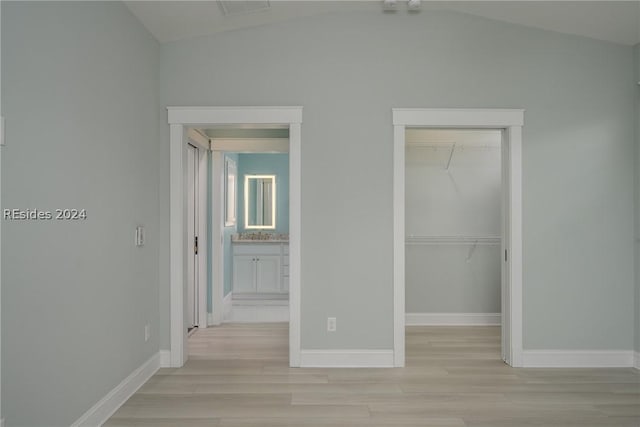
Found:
<box><xmin>209</xmin><ymin>135</ymin><xmax>290</xmax><ymax>324</ymax></box>
<box><xmin>392</xmin><ymin>108</ymin><xmax>524</xmax><ymax>368</ymax></box>
<box><xmin>167</xmin><ymin>106</ymin><xmax>303</xmax><ymax>368</ymax></box>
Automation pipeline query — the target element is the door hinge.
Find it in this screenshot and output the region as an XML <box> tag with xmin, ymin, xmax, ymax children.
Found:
<box><xmin>194</xmin><ymin>236</ymin><xmax>199</xmax><ymax>255</ymax></box>
<box><xmin>504</xmin><ymin>249</ymin><xmax>508</xmax><ymax>262</ymax></box>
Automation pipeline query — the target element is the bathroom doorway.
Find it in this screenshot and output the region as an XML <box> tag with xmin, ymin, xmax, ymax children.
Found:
<box><xmin>167</xmin><ymin>106</ymin><xmax>302</xmax><ymax>368</ymax></box>
<box><xmin>209</xmin><ymin>131</ymin><xmax>290</xmax><ymax>324</ymax></box>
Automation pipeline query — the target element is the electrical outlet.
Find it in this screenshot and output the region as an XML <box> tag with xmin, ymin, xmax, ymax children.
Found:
<box><xmin>327</xmin><ymin>317</ymin><xmax>336</xmax><ymax>332</ymax></box>
<box><xmin>144</xmin><ymin>324</ymin><xmax>150</xmax><ymax>342</ymax></box>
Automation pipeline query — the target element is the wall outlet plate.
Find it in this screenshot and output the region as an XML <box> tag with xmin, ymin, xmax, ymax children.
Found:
<box><xmin>144</xmin><ymin>324</ymin><xmax>150</xmax><ymax>342</ymax></box>
<box><xmin>327</xmin><ymin>317</ymin><xmax>336</xmax><ymax>332</ymax></box>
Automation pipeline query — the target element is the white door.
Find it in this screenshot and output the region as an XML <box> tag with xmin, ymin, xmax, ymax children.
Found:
<box><xmin>186</xmin><ymin>143</ymin><xmax>199</xmax><ymax>329</ymax></box>
<box><xmin>501</xmin><ymin>130</ymin><xmax>511</xmax><ymax>364</ymax></box>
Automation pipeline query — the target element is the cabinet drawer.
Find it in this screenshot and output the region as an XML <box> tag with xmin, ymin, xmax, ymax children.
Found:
<box><xmin>233</xmin><ymin>243</ymin><xmax>281</xmax><ymax>255</ymax></box>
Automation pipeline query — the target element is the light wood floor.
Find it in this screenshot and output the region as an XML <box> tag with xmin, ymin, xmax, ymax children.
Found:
<box><xmin>106</xmin><ymin>324</ymin><xmax>640</xmax><ymax>426</ymax></box>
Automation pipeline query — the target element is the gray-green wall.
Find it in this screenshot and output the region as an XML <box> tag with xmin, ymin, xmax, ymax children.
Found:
<box><xmin>635</xmin><ymin>43</ymin><xmax>640</xmax><ymax>355</ymax></box>
<box><xmin>2</xmin><ymin>2</ymin><xmax>160</xmax><ymax>426</ymax></box>
<box><xmin>158</xmin><ymin>10</ymin><xmax>636</xmax><ymax>351</ymax></box>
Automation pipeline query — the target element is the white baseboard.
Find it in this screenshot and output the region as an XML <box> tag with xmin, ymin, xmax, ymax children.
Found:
<box><xmin>406</xmin><ymin>312</ymin><xmax>501</xmax><ymax>326</ymax></box>
<box><xmin>159</xmin><ymin>350</ymin><xmax>171</xmax><ymax>368</ymax></box>
<box><xmin>300</xmin><ymin>350</ymin><xmax>394</xmax><ymax>368</ymax></box>
<box><xmin>227</xmin><ymin>304</ymin><xmax>289</xmax><ymax>323</ymax></box>
<box><xmin>522</xmin><ymin>350</ymin><xmax>635</xmax><ymax>368</ymax></box>
<box><xmin>223</xmin><ymin>291</ymin><xmax>233</xmax><ymax>321</ymax></box>
<box><xmin>71</xmin><ymin>353</ymin><xmax>160</xmax><ymax>427</ymax></box>
<box><xmin>634</xmin><ymin>351</ymin><xmax>640</xmax><ymax>370</ymax></box>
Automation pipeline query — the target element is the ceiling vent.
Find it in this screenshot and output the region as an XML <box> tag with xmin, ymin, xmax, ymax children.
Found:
<box><xmin>218</xmin><ymin>1</ymin><xmax>271</xmax><ymax>16</ymax></box>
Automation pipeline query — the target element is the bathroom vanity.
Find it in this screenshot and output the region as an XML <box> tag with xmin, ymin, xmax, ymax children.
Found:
<box><xmin>232</xmin><ymin>236</ymin><xmax>289</xmax><ymax>295</ymax></box>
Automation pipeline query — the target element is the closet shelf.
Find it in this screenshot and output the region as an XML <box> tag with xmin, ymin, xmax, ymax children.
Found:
<box><xmin>406</xmin><ymin>235</ymin><xmax>500</xmax><ymax>245</ymax></box>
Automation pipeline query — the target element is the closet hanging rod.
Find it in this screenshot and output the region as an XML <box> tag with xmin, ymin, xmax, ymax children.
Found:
<box><xmin>405</xmin><ymin>235</ymin><xmax>500</xmax><ymax>245</ymax></box>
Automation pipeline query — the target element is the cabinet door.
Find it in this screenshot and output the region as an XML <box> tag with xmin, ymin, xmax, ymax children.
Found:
<box><xmin>255</xmin><ymin>255</ymin><xmax>281</xmax><ymax>293</ymax></box>
<box><xmin>233</xmin><ymin>255</ymin><xmax>256</xmax><ymax>293</ymax></box>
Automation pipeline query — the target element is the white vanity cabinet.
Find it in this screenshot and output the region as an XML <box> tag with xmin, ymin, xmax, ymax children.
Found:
<box><xmin>232</xmin><ymin>242</ymin><xmax>289</xmax><ymax>294</ymax></box>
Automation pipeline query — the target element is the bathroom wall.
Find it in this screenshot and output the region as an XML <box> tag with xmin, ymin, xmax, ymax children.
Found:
<box><xmin>237</xmin><ymin>153</ymin><xmax>290</xmax><ymax>234</ymax></box>
<box><xmin>223</xmin><ymin>153</ymin><xmax>239</xmax><ymax>297</ymax></box>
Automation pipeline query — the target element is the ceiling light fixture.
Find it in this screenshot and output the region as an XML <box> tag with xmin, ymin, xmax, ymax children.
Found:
<box><xmin>383</xmin><ymin>0</ymin><xmax>398</xmax><ymax>11</ymax></box>
<box><xmin>407</xmin><ymin>0</ymin><xmax>421</xmax><ymax>11</ymax></box>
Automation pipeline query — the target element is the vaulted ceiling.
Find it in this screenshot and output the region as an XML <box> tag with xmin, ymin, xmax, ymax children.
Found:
<box><xmin>124</xmin><ymin>1</ymin><xmax>640</xmax><ymax>45</ymax></box>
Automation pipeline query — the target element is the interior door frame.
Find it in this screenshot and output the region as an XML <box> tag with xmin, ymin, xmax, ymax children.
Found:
<box><xmin>392</xmin><ymin>108</ymin><xmax>524</xmax><ymax>367</ymax></box>
<box><xmin>187</xmin><ymin>131</ymin><xmax>210</xmax><ymax>329</ymax></box>
<box><xmin>168</xmin><ymin>106</ymin><xmax>303</xmax><ymax>368</ymax></box>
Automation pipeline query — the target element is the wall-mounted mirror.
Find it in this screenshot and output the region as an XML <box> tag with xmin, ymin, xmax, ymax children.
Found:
<box><xmin>244</xmin><ymin>174</ymin><xmax>276</xmax><ymax>229</ymax></box>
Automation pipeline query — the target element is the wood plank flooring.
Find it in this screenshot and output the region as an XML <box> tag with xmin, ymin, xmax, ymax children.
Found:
<box><xmin>105</xmin><ymin>324</ymin><xmax>640</xmax><ymax>426</ymax></box>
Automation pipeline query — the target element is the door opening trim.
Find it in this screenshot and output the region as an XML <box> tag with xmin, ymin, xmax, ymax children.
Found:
<box><xmin>168</xmin><ymin>106</ymin><xmax>302</xmax><ymax>368</ymax></box>
<box><xmin>392</xmin><ymin>108</ymin><xmax>524</xmax><ymax>367</ymax></box>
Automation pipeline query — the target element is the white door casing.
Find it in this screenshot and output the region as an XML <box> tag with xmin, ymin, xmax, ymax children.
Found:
<box><xmin>168</xmin><ymin>106</ymin><xmax>303</xmax><ymax>368</ymax></box>
<box><xmin>392</xmin><ymin>108</ymin><xmax>524</xmax><ymax>368</ymax></box>
<box><xmin>186</xmin><ymin>143</ymin><xmax>198</xmax><ymax>329</ymax></box>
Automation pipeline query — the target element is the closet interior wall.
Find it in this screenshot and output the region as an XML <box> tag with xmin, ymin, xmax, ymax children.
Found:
<box><xmin>405</xmin><ymin>129</ymin><xmax>502</xmax><ymax>315</ymax></box>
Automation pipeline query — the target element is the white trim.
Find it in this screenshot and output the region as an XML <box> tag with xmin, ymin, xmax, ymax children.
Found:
<box><xmin>226</xmin><ymin>304</ymin><xmax>289</xmax><ymax>323</ymax></box>
<box><xmin>392</xmin><ymin>108</ymin><xmax>524</xmax><ymax>127</ymax></box>
<box><xmin>223</xmin><ymin>291</ymin><xmax>233</xmax><ymax>321</ymax></box>
<box><xmin>393</xmin><ymin>124</ymin><xmax>405</xmax><ymax>367</ymax></box>
<box><xmin>393</xmin><ymin>108</ymin><xmax>524</xmax><ymax>368</ymax></box>
<box><xmin>211</xmin><ymin>138</ymin><xmax>289</xmax><ymax>153</ymax></box>
<box><xmin>71</xmin><ymin>353</ymin><xmax>159</xmax><ymax>427</ymax></box>
<box><xmin>187</xmin><ymin>128</ymin><xmax>209</xmax><ymax>151</ymax></box>
<box><xmin>211</xmin><ymin>151</ymin><xmax>225</xmax><ymax>326</ymax></box>
<box><xmin>522</xmin><ymin>350</ymin><xmax>635</xmax><ymax>368</ymax></box>
<box><xmin>169</xmin><ymin>107</ymin><xmax>302</xmax><ymax>369</ymax></box>
<box><xmin>288</xmin><ymin>122</ymin><xmax>302</xmax><ymax>367</ymax></box>
<box><xmin>159</xmin><ymin>350</ymin><xmax>171</xmax><ymax>368</ymax></box>
<box><xmin>168</xmin><ymin>106</ymin><xmax>302</xmax><ymax>125</ymax></box>
<box><xmin>300</xmin><ymin>350</ymin><xmax>394</xmax><ymax>368</ymax></box>
<box><xmin>406</xmin><ymin>313</ymin><xmax>501</xmax><ymax>326</ymax></box>
<box><xmin>169</xmin><ymin>123</ymin><xmax>187</xmax><ymax>367</ymax></box>
<box><xmin>634</xmin><ymin>351</ymin><xmax>640</xmax><ymax>370</ymax></box>
<box><xmin>197</xmin><ymin>147</ymin><xmax>208</xmax><ymax>328</ymax></box>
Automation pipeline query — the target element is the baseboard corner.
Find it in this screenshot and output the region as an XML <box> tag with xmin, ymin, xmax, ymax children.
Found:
<box><xmin>223</xmin><ymin>291</ymin><xmax>233</xmax><ymax>321</ymax></box>
<box><xmin>70</xmin><ymin>352</ymin><xmax>160</xmax><ymax>426</ymax></box>
<box><xmin>159</xmin><ymin>350</ymin><xmax>172</xmax><ymax>368</ymax></box>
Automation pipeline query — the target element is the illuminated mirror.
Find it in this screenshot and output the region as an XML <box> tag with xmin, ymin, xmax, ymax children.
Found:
<box><xmin>244</xmin><ymin>174</ymin><xmax>276</xmax><ymax>229</ymax></box>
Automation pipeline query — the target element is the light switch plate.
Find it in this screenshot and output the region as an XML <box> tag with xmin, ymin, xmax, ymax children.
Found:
<box><xmin>135</xmin><ymin>226</ymin><xmax>145</xmax><ymax>247</ymax></box>
<box><xmin>0</xmin><ymin>117</ymin><xmax>5</xmax><ymax>146</ymax></box>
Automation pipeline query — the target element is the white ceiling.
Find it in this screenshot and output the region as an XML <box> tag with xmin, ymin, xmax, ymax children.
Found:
<box><xmin>124</xmin><ymin>1</ymin><xmax>640</xmax><ymax>46</ymax></box>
